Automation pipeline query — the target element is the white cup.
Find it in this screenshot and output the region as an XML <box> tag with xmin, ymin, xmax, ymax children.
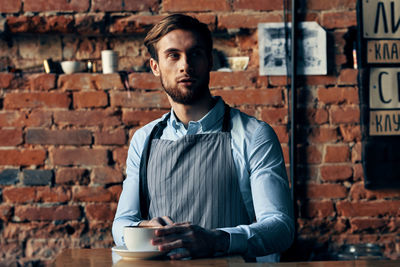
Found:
<box><xmin>101</xmin><ymin>50</ymin><xmax>118</xmax><ymax>74</ymax></box>
<box><xmin>124</xmin><ymin>226</ymin><xmax>159</xmax><ymax>252</ymax></box>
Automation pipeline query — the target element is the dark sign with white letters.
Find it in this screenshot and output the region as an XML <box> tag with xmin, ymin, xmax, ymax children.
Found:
<box><xmin>358</xmin><ymin>0</ymin><xmax>400</xmax><ymax>188</ymax></box>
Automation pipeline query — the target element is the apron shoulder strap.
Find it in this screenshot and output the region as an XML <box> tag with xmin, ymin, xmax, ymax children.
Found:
<box><xmin>222</xmin><ymin>104</ymin><xmax>231</xmax><ymax>132</ymax></box>
<box><xmin>139</xmin><ymin>114</ymin><xmax>170</xmax><ymax>219</ymax></box>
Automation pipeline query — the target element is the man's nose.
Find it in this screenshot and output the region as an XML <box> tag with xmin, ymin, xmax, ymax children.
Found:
<box><xmin>179</xmin><ymin>55</ymin><xmax>193</xmax><ymax>73</ymax></box>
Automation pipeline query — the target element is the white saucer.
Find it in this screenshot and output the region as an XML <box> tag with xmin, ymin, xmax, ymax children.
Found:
<box><xmin>112</xmin><ymin>246</ymin><xmax>164</xmax><ymax>260</ymax></box>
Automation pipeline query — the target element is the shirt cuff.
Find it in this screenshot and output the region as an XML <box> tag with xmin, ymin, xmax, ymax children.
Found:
<box><xmin>217</xmin><ymin>229</ymin><xmax>248</xmax><ymax>254</ymax></box>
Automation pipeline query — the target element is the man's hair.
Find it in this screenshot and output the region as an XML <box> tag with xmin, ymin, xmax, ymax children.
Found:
<box><xmin>144</xmin><ymin>14</ymin><xmax>213</xmax><ymax>61</ymax></box>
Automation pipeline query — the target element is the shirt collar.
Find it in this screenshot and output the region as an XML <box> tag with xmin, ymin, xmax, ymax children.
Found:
<box><xmin>170</xmin><ymin>96</ymin><xmax>225</xmax><ymax>131</ymax></box>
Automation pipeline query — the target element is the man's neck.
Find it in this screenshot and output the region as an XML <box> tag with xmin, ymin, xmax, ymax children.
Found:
<box><xmin>169</xmin><ymin>93</ymin><xmax>216</xmax><ymax>127</ymax></box>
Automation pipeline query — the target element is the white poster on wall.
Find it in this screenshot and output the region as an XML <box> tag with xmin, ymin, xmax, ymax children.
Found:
<box><xmin>258</xmin><ymin>22</ymin><xmax>327</xmax><ymax>76</ymax></box>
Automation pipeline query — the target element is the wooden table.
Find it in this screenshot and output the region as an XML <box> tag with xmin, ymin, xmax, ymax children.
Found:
<box><xmin>50</xmin><ymin>248</ymin><xmax>400</xmax><ymax>267</ymax></box>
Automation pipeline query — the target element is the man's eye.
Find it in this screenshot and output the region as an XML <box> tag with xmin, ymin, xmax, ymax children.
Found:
<box><xmin>168</xmin><ymin>53</ymin><xmax>179</xmax><ymax>59</ymax></box>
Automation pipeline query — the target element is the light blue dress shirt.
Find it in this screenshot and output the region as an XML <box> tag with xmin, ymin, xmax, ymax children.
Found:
<box><xmin>112</xmin><ymin>96</ymin><xmax>294</xmax><ymax>261</ymax></box>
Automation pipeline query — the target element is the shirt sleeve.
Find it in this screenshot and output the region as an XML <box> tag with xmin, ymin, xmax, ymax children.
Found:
<box><xmin>112</xmin><ymin>129</ymin><xmax>148</xmax><ymax>246</ymax></box>
<box><xmin>217</xmin><ymin>123</ymin><xmax>294</xmax><ymax>258</ymax></box>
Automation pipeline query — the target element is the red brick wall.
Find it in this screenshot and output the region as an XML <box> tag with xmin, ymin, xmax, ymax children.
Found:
<box><xmin>0</xmin><ymin>0</ymin><xmax>399</xmax><ymax>265</ymax></box>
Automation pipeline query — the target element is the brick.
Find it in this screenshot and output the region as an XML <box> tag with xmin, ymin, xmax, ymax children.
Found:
<box><xmin>305</xmin><ymin>183</ymin><xmax>348</xmax><ymax>199</ymax></box>
<box><xmin>298</xmin><ymin>108</ymin><xmax>329</xmax><ymax>125</ymax></box>
<box><xmin>322</xmin><ymin>11</ymin><xmax>357</xmax><ymax>29</ymax></box>
<box><xmin>350</xmin><ymin>182</ymin><xmax>400</xmax><ymax>201</ymax></box>
<box><xmin>353</xmin><ymin>163</ymin><xmax>364</xmax><ymax>181</ymax></box>
<box><xmin>7</xmin><ymin>15</ymin><xmax>75</xmax><ymax>34</ymax></box>
<box><xmin>2</xmin><ymin>221</ymin><xmax>84</xmax><ymax>240</ymax></box>
<box><xmin>108</xmin><ymin>184</ymin><xmax>123</xmax><ymax>201</ymax></box>
<box><xmin>351</xmin><ymin>142</ymin><xmax>361</xmax><ymax>163</ymax></box>
<box><xmin>0</xmin><ymin>205</ymin><xmax>13</xmax><ymax>222</ymax></box>
<box><xmin>238</xmin><ymin>107</ymin><xmax>256</xmax><ymax>117</ymax></box>
<box><xmin>306</xmin><ymin>0</ymin><xmax>356</xmax><ymax>10</ymax></box>
<box><xmin>73</xmin><ymin>91</ymin><xmax>108</xmax><ymax>108</ymax></box>
<box><xmin>110</xmin><ymin>91</ymin><xmax>170</xmax><ymax>109</ymax></box>
<box><xmin>74</xmin><ymin>13</ymin><xmax>105</xmax><ymax>35</ymax></box>
<box><xmin>269</xmin><ymin>76</ymin><xmax>290</xmax><ymax>87</ymax></box>
<box><xmin>338</xmin><ymin>69</ymin><xmax>358</xmax><ymax>85</ymax></box>
<box><xmin>22</xmin><ymin>170</ymin><xmax>53</xmax><ymax>186</ymax></box>
<box><xmin>72</xmin><ymin>186</ymin><xmax>113</xmax><ymax>202</ymax></box>
<box><xmin>3</xmin><ymin>187</ymin><xmax>36</xmax><ymax>203</ymax></box>
<box><xmin>163</xmin><ymin>0</ymin><xmax>230</xmax><ymax>12</ymax></box>
<box><xmin>92</xmin><ymin>0</ymin><xmax>158</xmax><ymax>12</ymax></box>
<box><xmin>317</xmin><ymin>86</ymin><xmax>359</xmax><ymax>105</ymax></box>
<box><xmin>94</xmin><ymin>128</ymin><xmax>126</xmax><ymax>145</ymax></box>
<box><xmin>339</xmin><ymin>124</ymin><xmax>361</xmax><ymax>142</ymax></box>
<box><xmin>122</xmin><ymin>110</ymin><xmax>166</xmax><ymax>126</ymax></box>
<box><xmin>54</xmin><ymin>110</ymin><xmax>121</xmax><ymax>127</ymax></box>
<box><xmin>123</xmin><ymin>0</ymin><xmax>158</xmax><ymax>12</ymax></box>
<box><xmin>25</xmin><ymin>238</ymin><xmax>72</xmax><ymax>259</ymax></box>
<box><xmin>51</xmin><ymin>148</ymin><xmax>109</xmax><ymax>166</ymax></box>
<box><xmin>129</xmin><ymin>72</ymin><xmax>161</xmax><ymax>90</ymax></box>
<box><xmin>85</xmin><ymin>203</ymin><xmax>117</xmax><ymax>221</ymax></box>
<box><xmin>91</xmin><ymin>167</ymin><xmax>123</xmax><ymax>184</ymax></box>
<box><xmin>298</xmin><ymin>145</ymin><xmax>322</xmax><ymax>164</ymax></box>
<box><xmin>28</xmin><ymin>74</ymin><xmax>56</xmax><ymax>91</ymax></box>
<box><xmin>0</xmin><ymin>129</ymin><xmax>23</xmax><ymax>146</ymax></box>
<box><xmin>91</xmin><ymin>0</ymin><xmax>123</xmax><ymax>11</ymax></box>
<box><xmin>320</xmin><ymin>165</ymin><xmax>353</xmax><ymax>182</ymax></box>
<box><xmin>26</xmin><ymin>129</ymin><xmax>92</xmax><ymax>145</ymax></box>
<box><xmin>14</xmin><ymin>205</ymin><xmax>81</xmax><ymax>221</ymax></box>
<box><xmin>218</xmin><ymin>13</ymin><xmax>281</xmax><ymax>29</ymax></box>
<box><xmin>55</xmin><ymin>167</ymin><xmax>89</xmax><ymax>185</ymax></box>
<box><xmin>0</xmin><ymin>149</ymin><xmax>46</xmax><ymax>166</ymax></box>
<box><xmin>214</xmin><ymin>89</ymin><xmax>284</xmax><ymax>106</ymax></box>
<box><xmin>3</xmin><ymin>92</ymin><xmax>70</xmax><ymax>109</ymax></box>
<box><xmin>25</xmin><ymin>110</ymin><xmax>53</xmax><ymax>127</ymax></box>
<box><xmin>350</xmin><ymin>218</ymin><xmax>386</xmax><ymax>232</ymax></box>
<box><xmin>330</xmin><ymin>106</ymin><xmax>360</xmax><ymax>124</ymax></box>
<box><xmin>210</xmin><ymin>71</ymin><xmax>258</xmax><ymax>88</ymax></box>
<box><xmin>0</xmin><ymin>111</ymin><xmax>24</xmax><ymax>127</ymax></box>
<box><xmin>23</xmin><ymin>0</ymin><xmax>89</xmax><ymax>12</ymax></box>
<box><xmin>324</xmin><ymin>145</ymin><xmax>350</xmax><ymax>163</ymax></box>
<box><xmin>300</xmin><ymin>75</ymin><xmax>337</xmax><ymax>86</ymax></box>
<box><xmin>183</xmin><ymin>13</ymin><xmax>217</xmax><ymax>31</ymax></box>
<box><xmin>336</xmin><ymin>200</ymin><xmax>400</xmax><ymax>217</ymax></box>
<box><xmin>0</xmin><ymin>169</ymin><xmax>19</xmax><ymax>185</ymax></box>
<box><xmin>233</xmin><ymin>0</ymin><xmax>283</xmax><ymax>11</ymax></box>
<box><xmin>113</xmin><ymin>147</ymin><xmax>128</xmax><ymax>165</ymax></box>
<box><xmin>260</xmin><ymin>107</ymin><xmax>288</xmax><ymax>124</ymax></box>
<box><xmin>309</xmin><ymin>127</ymin><xmax>339</xmax><ymax>143</ymax></box>
<box><xmin>280</xmin><ymin>144</ymin><xmax>289</xmax><ymax>164</ymax></box>
<box><xmin>0</xmin><ymin>73</ymin><xmax>15</xmax><ymax>88</ymax></box>
<box><xmin>271</xmin><ymin>125</ymin><xmax>288</xmax><ymax>143</ymax></box>
<box><xmin>109</xmin><ymin>14</ymin><xmax>164</xmax><ymax>34</ymax></box>
<box><xmin>36</xmin><ymin>186</ymin><xmax>71</xmax><ymax>203</ymax></box>
<box><xmin>58</xmin><ymin>73</ymin><xmax>124</xmax><ymax>90</ymax></box>
<box><xmin>0</xmin><ymin>0</ymin><xmax>21</xmax><ymax>13</ymax></box>
<box><xmin>302</xmin><ymin>200</ymin><xmax>334</xmax><ymax>218</ymax></box>
<box><xmin>0</xmin><ymin>241</ymin><xmax>23</xmax><ymax>261</ymax></box>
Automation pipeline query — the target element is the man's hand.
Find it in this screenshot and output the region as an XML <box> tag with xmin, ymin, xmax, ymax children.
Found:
<box><xmin>139</xmin><ymin>216</ymin><xmax>174</xmax><ymax>227</ymax></box>
<box><xmin>151</xmin><ymin>223</ymin><xmax>230</xmax><ymax>259</ymax></box>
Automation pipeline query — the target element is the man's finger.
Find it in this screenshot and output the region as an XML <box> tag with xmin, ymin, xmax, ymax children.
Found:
<box><xmin>155</xmin><ymin>224</ymin><xmax>191</xmax><ymax>236</ymax></box>
<box><xmin>157</xmin><ymin>238</ymin><xmax>188</xmax><ymax>252</ymax></box>
<box><xmin>161</xmin><ymin>216</ymin><xmax>174</xmax><ymax>225</ymax></box>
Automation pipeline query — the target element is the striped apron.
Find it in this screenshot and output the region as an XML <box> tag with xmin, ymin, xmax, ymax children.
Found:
<box><xmin>139</xmin><ymin>105</ymin><xmax>250</xmax><ymax>229</ymax></box>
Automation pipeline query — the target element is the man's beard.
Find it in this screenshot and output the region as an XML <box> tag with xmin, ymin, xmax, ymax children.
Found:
<box><xmin>160</xmin><ymin>73</ymin><xmax>210</xmax><ymax>105</ymax></box>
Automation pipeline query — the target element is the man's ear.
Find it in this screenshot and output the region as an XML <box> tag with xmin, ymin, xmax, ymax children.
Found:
<box><xmin>149</xmin><ymin>58</ymin><xmax>160</xmax><ymax>77</ymax></box>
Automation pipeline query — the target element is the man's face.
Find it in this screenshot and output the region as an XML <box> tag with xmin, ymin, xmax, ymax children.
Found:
<box><xmin>150</xmin><ymin>29</ymin><xmax>212</xmax><ymax>105</ymax></box>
